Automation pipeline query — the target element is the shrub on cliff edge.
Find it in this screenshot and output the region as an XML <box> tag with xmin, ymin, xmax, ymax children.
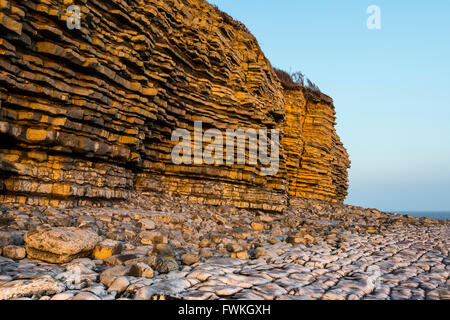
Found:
<box><xmin>274</xmin><ymin>68</ymin><xmax>321</xmax><ymax>93</ymax></box>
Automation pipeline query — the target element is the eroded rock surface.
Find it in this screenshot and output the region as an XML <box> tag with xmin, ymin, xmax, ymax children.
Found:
<box><xmin>0</xmin><ymin>195</ymin><xmax>448</xmax><ymax>300</ymax></box>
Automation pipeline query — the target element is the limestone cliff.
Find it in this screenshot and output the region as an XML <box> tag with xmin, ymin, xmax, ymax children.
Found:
<box><xmin>0</xmin><ymin>0</ymin><xmax>350</xmax><ymax>211</ymax></box>
<box><xmin>283</xmin><ymin>89</ymin><xmax>350</xmax><ymax>203</ymax></box>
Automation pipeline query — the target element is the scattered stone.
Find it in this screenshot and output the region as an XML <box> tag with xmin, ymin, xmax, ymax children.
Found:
<box><xmin>152</xmin><ymin>243</ymin><xmax>175</xmax><ymax>258</ymax></box>
<box><xmin>255</xmin><ymin>247</ymin><xmax>272</xmax><ymax>259</ymax></box>
<box><xmin>99</xmin><ymin>266</ymin><xmax>130</xmax><ymax>287</ymax></box>
<box><xmin>71</xmin><ymin>292</ymin><xmax>101</xmax><ymax>300</ymax></box>
<box><xmin>155</xmin><ymin>257</ymin><xmax>179</xmax><ymax>274</ymax></box>
<box><xmin>199</xmin><ymin>239</ymin><xmax>210</xmax><ymax>248</ymax></box>
<box><xmin>135</xmin><ymin>279</ymin><xmax>191</xmax><ymax>300</ymax></box>
<box><xmin>143</xmin><ymin>255</ymin><xmax>158</xmax><ymax>269</ymax></box>
<box><xmin>66</xmin><ymin>258</ymin><xmax>97</xmax><ymax>270</ymax></box>
<box><xmin>199</xmin><ymin>248</ymin><xmax>212</xmax><ymax>259</ymax></box>
<box><xmin>50</xmin><ymin>291</ymin><xmax>76</xmax><ymax>300</ymax></box>
<box><xmin>259</xmin><ymin>215</ymin><xmax>273</xmax><ymax>223</ymax></box>
<box><xmin>181</xmin><ymin>253</ymin><xmax>200</xmax><ymax>266</ymax></box>
<box><xmin>83</xmin><ymin>285</ymin><xmax>109</xmax><ymax>297</ymax></box>
<box><xmin>104</xmin><ymin>254</ymin><xmax>140</xmax><ymax>266</ymax></box>
<box><xmin>129</xmin><ymin>263</ymin><xmax>154</xmax><ymax>278</ymax></box>
<box><xmin>286</xmin><ymin>236</ymin><xmax>307</xmax><ymax>246</ymax></box>
<box><xmin>226</xmin><ymin>243</ymin><xmax>243</xmax><ymax>253</ymax></box>
<box><xmin>268</xmin><ymin>237</ymin><xmax>280</xmax><ymax>244</ymax></box>
<box><xmin>136</xmin><ymin>219</ymin><xmax>156</xmax><ymax>230</ymax></box>
<box><xmin>2</xmin><ymin>245</ymin><xmax>26</xmax><ymax>260</ymax></box>
<box><xmin>108</xmin><ymin>276</ymin><xmax>129</xmax><ymax>294</ymax></box>
<box><xmin>153</xmin><ymin>234</ymin><xmax>168</xmax><ymax>244</ymax></box>
<box><xmin>93</xmin><ymin>239</ymin><xmax>122</xmax><ymax>260</ymax></box>
<box><xmin>231</xmin><ymin>251</ymin><xmax>250</xmax><ymax>260</ymax></box>
<box><xmin>251</xmin><ymin>222</ymin><xmax>264</xmax><ymax>231</ymax></box>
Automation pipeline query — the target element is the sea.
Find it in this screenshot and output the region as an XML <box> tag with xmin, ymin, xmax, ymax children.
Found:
<box><xmin>393</xmin><ymin>211</ymin><xmax>450</xmax><ymax>220</ymax></box>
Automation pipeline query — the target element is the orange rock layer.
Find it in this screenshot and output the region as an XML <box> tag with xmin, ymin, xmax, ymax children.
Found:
<box><xmin>283</xmin><ymin>89</ymin><xmax>350</xmax><ymax>203</ymax></box>
<box><xmin>0</xmin><ymin>0</ymin><xmax>350</xmax><ymax>211</ymax></box>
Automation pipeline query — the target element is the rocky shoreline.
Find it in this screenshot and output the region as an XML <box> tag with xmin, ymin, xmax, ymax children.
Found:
<box><xmin>0</xmin><ymin>193</ymin><xmax>448</xmax><ymax>300</ymax></box>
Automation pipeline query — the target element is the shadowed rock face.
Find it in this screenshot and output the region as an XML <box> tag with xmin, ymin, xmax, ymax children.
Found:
<box><xmin>0</xmin><ymin>0</ymin><xmax>349</xmax><ymax>211</ymax></box>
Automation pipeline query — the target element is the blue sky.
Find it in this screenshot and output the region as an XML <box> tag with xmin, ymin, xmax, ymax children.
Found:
<box><xmin>208</xmin><ymin>0</ymin><xmax>450</xmax><ymax>211</ymax></box>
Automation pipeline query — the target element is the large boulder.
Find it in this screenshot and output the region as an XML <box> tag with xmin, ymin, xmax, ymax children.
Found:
<box><xmin>24</xmin><ymin>227</ymin><xmax>100</xmax><ymax>263</ymax></box>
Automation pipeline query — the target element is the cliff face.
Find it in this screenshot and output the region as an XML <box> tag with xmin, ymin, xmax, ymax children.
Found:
<box><xmin>283</xmin><ymin>89</ymin><xmax>350</xmax><ymax>204</ymax></box>
<box><xmin>0</xmin><ymin>0</ymin><xmax>349</xmax><ymax>211</ymax></box>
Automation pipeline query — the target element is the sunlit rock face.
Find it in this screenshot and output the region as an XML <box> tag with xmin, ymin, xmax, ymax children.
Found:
<box><xmin>0</xmin><ymin>0</ymin><xmax>349</xmax><ymax>211</ymax></box>
<box><xmin>283</xmin><ymin>89</ymin><xmax>350</xmax><ymax>204</ymax></box>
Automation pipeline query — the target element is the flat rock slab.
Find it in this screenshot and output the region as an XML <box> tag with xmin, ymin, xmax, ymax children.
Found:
<box><xmin>24</xmin><ymin>228</ymin><xmax>100</xmax><ymax>263</ymax></box>
<box><xmin>0</xmin><ymin>276</ymin><xmax>65</xmax><ymax>300</ymax></box>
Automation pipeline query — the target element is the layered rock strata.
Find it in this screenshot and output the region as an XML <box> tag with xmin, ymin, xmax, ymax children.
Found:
<box><xmin>0</xmin><ymin>0</ymin><xmax>349</xmax><ymax>211</ymax></box>
<box><xmin>283</xmin><ymin>89</ymin><xmax>350</xmax><ymax>203</ymax></box>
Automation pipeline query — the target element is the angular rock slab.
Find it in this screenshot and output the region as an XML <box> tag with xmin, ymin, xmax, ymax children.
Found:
<box><xmin>24</xmin><ymin>228</ymin><xmax>100</xmax><ymax>263</ymax></box>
